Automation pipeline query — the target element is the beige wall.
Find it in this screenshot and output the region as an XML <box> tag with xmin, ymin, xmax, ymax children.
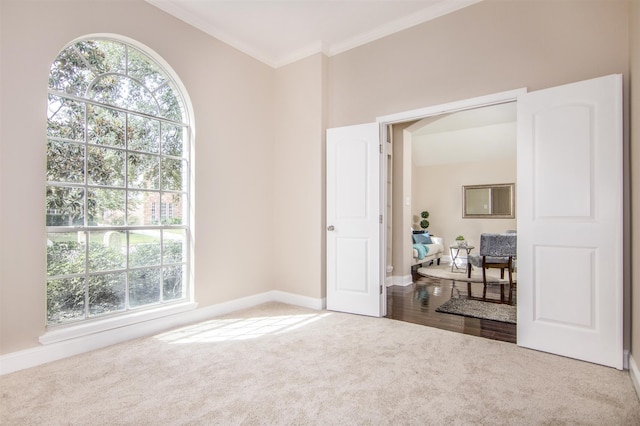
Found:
<box><xmin>327</xmin><ymin>0</ymin><xmax>629</xmax><ymax>128</ymax></box>
<box><xmin>390</xmin><ymin>122</ymin><xmax>417</xmax><ymax>279</ymax></box>
<box><xmin>0</xmin><ymin>0</ymin><xmax>276</xmax><ymax>354</ymax></box>
<box><xmin>412</xmin><ymin>158</ymin><xmax>517</xmax><ymax>250</ymax></box>
<box><xmin>630</xmin><ymin>0</ymin><xmax>640</xmax><ymax>363</ymax></box>
<box><xmin>272</xmin><ymin>54</ymin><xmax>326</xmax><ymax>299</ymax></box>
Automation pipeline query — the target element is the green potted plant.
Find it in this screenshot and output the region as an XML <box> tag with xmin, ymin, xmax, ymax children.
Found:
<box><xmin>455</xmin><ymin>235</ymin><xmax>466</xmax><ymax>247</ymax></box>
<box><xmin>420</xmin><ymin>210</ymin><xmax>430</xmax><ymax>231</ymax></box>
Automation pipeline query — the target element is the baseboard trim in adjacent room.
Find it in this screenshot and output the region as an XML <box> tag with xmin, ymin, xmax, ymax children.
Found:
<box><xmin>624</xmin><ymin>349</ymin><xmax>630</xmax><ymax>370</ymax></box>
<box><xmin>0</xmin><ymin>290</ymin><xmax>324</xmax><ymax>376</ymax></box>
<box><xmin>387</xmin><ymin>274</ymin><xmax>412</xmax><ymax>287</ymax></box>
<box><xmin>629</xmin><ymin>354</ymin><xmax>640</xmax><ymax>400</ymax></box>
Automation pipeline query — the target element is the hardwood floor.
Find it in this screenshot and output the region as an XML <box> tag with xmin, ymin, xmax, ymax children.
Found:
<box><xmin>386</xmin><ymin>269</ymin><xmax>516</xmax><ymax>343</ymax></box>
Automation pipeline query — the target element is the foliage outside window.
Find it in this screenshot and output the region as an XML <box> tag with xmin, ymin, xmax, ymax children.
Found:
<box><xmin>46</xmin><ymin>38</ymin><xmax>190</xmax><ymax>325</ymax></box>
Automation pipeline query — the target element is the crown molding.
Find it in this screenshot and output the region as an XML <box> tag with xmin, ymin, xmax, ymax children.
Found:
<box><xmin>146</xmin><ymin>0</ymin><xmax>280</xmax><ymax>67</ymax></box>
<box><xmin>147</xmin><ymin>0</ymin><xmax>482</xmax><ymax>69</ymax></box>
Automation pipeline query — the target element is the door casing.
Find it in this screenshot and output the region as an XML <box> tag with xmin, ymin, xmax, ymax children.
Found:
<box><xmin>376</xmin><ymin>89</ymin><xmax>526</xmax><ymax>317</ymax></box>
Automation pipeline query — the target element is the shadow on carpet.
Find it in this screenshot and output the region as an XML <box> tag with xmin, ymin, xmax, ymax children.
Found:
<box><xmin>436</xmin><ymin>298</ymin><xmax>516</xmax><ymax>324</ymax></box>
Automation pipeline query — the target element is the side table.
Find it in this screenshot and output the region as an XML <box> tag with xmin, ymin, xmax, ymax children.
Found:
<box><xmin>449</xmin><ymin>245</ymin><xmax>475</xmax><ymax>272</ymax></box>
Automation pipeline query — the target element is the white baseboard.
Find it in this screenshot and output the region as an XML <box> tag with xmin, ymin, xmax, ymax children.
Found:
<box><xmin>271</xmin><ymin>290</ymin><xmax>326</xmax><ymax>310</ymax></box>
<box><xmin>386</xmin><ymin>274</ymin><xmax>413</xmax><ymax>287</ymax></box>
<box><xmin>629</xmin><ymin>354</ymin><xmax>640</xmax><ymax>400</ymax></box>
<box><xmin>624</xmin><ymin>349</ymin><xmax>630</xmax><ymax>370</ymax></box>
<box><xmin>0</xmin><ymin>290</ymin><xmax>324</xmax><ymax>376</ymax></box>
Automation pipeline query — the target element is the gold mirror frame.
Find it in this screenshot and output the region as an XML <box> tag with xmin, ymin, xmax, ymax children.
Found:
<box><xmin>462</xmin><ymin>183</ymin><xmax>515</xmax><ymax>219</ymax></box>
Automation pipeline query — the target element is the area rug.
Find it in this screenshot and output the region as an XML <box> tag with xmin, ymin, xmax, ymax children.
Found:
<box><xmin>417</xmin><ymin>262</ymin><xmax>516</xmax><ymax>284</ymax></box>
<box><xmin>436</xmin><ymin>298</ymin><xmax>516</xmax><ymax>324</ymax></box>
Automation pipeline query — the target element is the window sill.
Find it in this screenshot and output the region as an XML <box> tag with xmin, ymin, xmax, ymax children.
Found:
<box><xmin>39</xmin><ymin>302</ymin><xmax>198</xmax><ymax>345</ymax></box>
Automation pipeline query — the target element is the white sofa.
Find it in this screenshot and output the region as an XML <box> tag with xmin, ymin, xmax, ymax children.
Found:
<box><xmin>412</xmin><ymin>235</ymin><xmax>444</xmax><ymax>266</ymax></box>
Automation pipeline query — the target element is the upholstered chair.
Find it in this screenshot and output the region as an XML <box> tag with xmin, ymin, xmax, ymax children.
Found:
<box><xmin>467</xmin><ymin>233</ymin><xmax>517</xmax><ymax>304</ymax></box>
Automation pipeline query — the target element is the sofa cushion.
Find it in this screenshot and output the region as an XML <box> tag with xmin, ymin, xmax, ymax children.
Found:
<box><xmin>413</xmin><ymin>232</ymin><xmax>433</xmax><ymax>244</ymax></box>
<box><xmin>429</xmin><ymin>243</ymin><xmax>444</xmax><ymax>254</ymax></box>
<box><xmin>412</xmin><ymin>243</ymin><xmax>444</xmax><ymax>263</ymax></box>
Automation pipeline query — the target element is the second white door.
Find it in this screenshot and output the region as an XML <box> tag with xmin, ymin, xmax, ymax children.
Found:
<box><xmin>517</xmin><ymin>74</ymin><xmax>623</xmax><ymax>369</ymax></box>
<box><xmin>326</xmin><ymin>123</ymin><xmax>382</xmax><ymax>317</ymax></box>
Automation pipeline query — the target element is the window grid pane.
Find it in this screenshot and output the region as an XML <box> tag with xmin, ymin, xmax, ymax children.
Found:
<box><xmin>46</xmin><ymin>38</ymin><xmax>190</xmax><ymax>325</ymax></box>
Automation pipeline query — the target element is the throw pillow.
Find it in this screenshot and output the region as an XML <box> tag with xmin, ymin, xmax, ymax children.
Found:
<box><xmin>413</xmin><ymin>232</ymin><xmax>433</xmax><ymax>245</ymax></box>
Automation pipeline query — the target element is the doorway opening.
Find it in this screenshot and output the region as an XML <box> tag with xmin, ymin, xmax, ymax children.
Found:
<box><xmin>378</xmin><ymin>90</ymin><xmax>522</xmax><ymax>342</ymax></box>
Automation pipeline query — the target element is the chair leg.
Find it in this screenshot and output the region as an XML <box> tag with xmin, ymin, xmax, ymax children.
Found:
<box><xmin>507</xmin><ymin>257</ymin><xmax>514</xmax><ymax>305</ymax></box>
<box><xmin>482</xmin><ymin>262</ymin><xmax>488</xmax><ymax>299</ymax></box>
<box><xmin>467</xmin><ymin>263</ymin><xmax>472</xmax><ymax>278</ymax></box>
<box><xmin>500</xmin><ymin>268</ymin><xmax>505</xmax><ymax>279</ymax></box>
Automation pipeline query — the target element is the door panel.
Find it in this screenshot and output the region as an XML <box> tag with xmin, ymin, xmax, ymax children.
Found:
<box><xmin>517</xmin><ymin>74</ymin><xmax>623</xmax><ymax>369</ymax></box>
<box><xmin>533</xmin><ymin>104</ymin><xmax>593</xmax><ymax>218</ymax></box>
<box><xmin>534</xmin><ymin>246</ymin><xmax>595</xmax><ymax>328</ymax></box>
<box><xmin>326</xmin><ymin>123</ymin><xmax>381</xmax><ymax>317</ymax></box>
<box><xmin>336</xmin><ymin>238</ymin><xmax>369</xmax><ymax>292</ymax></box>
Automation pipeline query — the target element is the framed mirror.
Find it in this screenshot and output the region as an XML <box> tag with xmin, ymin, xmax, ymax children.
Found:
<box><xmin>462</xmin><ymin>183</ymin><xmax>515</xmax><ymax>218</ymax></box>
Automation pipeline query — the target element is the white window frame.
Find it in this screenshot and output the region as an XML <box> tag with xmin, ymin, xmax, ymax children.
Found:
<box><xmin>42</xmin><ymin>34</ymin><xmax>196</xmax><ymax>344</ymax></box>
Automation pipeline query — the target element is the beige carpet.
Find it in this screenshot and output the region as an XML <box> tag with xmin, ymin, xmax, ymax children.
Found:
<box><xmin>418</xmin><ymin>262</ymin><xmax>517</xmax><ymax>284</ymax></box>
<box><xmin>1</xmin><ymin>302</ymin><xmax>638</xmax><ymax>425</ymax></box>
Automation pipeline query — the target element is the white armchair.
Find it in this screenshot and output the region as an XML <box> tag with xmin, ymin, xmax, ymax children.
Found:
<box><xmin>412</xmin><ymin>235</ymin><xmax>444</xmax><ymax>266</ymax></box>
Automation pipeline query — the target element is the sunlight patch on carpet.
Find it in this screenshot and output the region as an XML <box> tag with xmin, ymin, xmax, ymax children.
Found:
<box><xmin>155</xmin><ymin>313</ymin><xmax>332</xmax><ymax>343</ymax></box>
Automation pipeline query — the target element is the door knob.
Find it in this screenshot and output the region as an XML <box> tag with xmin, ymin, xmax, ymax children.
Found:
<box><xmin>327</xmin><ymin>225</ymin><xmax>335</xmax><ymax>231</ymax></box>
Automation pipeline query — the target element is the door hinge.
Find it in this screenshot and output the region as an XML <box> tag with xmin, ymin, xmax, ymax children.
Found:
<box><xmin>379</xmin><ymin>144</ymin><xmax>383</xmax><ymax>154</ymax></box>
<box><xmin>380</xmin><ymin>285</ymin><xmax>383</xmax><ymax>295</ymax></box>
<box><xmin>379</xmin><ymin>215</ymin><xmax>383</xmax><ymax>224</ymax></box>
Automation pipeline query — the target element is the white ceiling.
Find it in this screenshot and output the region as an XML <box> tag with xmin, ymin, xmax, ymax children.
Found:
<box><xmin>145</xmin><ymin>0</ymin><xmax>509</xmax><ymax>165</ymax></box>
<box><xmin>146</xmin><ymin>0</ymin><xmax>482</xmax><ymax>68</ymax></box>
<box><xmin>411</xmin><ymin>102</ymin><xmax>517</xmax><ymax>167</ymax></box>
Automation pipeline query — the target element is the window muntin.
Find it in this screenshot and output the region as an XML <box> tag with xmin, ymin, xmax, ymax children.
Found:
<box><xmin>46</xmin><ymin>38</ymin><xmax>190</xmax><ymax>326</ymax></box>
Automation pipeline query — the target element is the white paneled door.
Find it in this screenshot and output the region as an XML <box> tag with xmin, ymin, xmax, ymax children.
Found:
<box><xmin>517</xmin><ymin>74</ymin><xmax>623</xmax><ymax>369</ymax></box>
<box><xmin>326</xmin><ymin>123</ymin><xmax>382</xmax><ymax>317</ymax></box>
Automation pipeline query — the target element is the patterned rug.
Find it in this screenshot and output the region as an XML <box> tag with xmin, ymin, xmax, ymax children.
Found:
<box><xmin>417</xmin><ymin>263</ymin><xmax>516</xmax><ymax>284</ymax></box>
<box><xmin>435</xmin><ymin>298</ymin><xmax>516</xmax><ymax>324</ymax></box>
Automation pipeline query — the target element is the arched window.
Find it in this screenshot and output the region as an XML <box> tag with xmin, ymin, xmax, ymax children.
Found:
<box><xmin>46</xmin><ymin>37</ymin><xmax>191</xmax><ymax>326</ymax></box>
